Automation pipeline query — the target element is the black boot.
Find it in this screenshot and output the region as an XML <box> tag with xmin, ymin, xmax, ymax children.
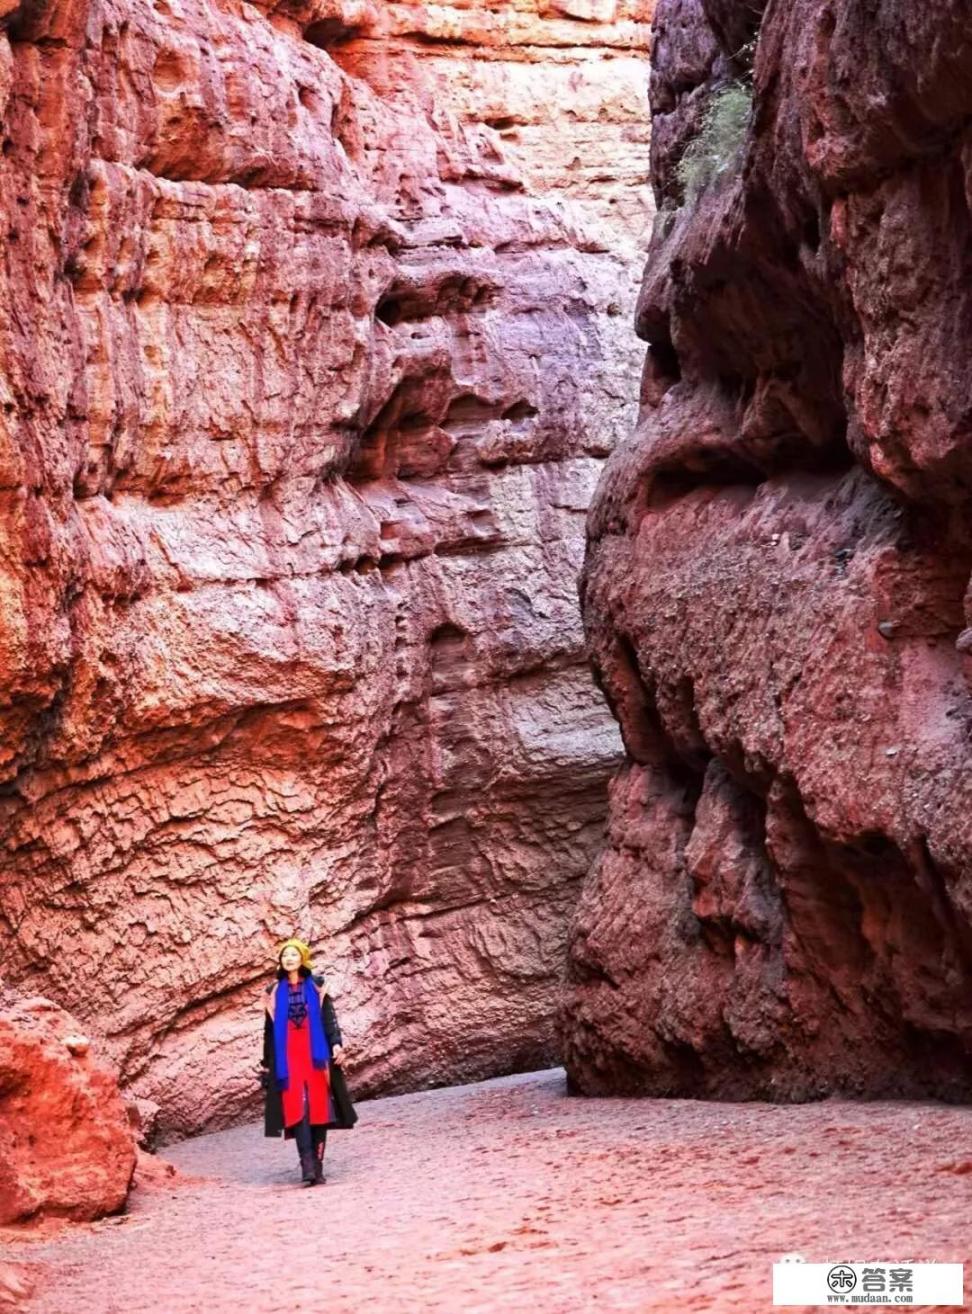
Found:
<box><xmin>299</xmin><ymin>1149</ymin><xmax>317</xmax><ymax>1186</ymax></box>
<box><xmin>314</xmin><ymin>1138</ymin><xmax>326</xmax><ymax>1185</ymax></box>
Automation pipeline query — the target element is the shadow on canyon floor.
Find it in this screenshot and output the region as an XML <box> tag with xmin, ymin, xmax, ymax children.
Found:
<box><xmin>3</xmin><ymin>1068</ymin><xmax>971</xmax><ymax>1313</ymax></box>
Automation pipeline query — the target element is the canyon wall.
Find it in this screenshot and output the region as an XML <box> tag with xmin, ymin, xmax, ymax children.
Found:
<box><xmin>0</xmin><ymin>0</ymin><xmax>652</xmax><ymax>1136</ymax></box>
<box><xmin>561</xmin><ymin>0</ymin><xmax>972</xmax><ymax>1099</ymax></box>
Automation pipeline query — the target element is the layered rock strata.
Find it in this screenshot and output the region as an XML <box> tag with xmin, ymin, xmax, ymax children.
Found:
<box><xmin>0</xmin><ymin>0</ymin><xmax>651</xmax><ymax>1135</ymax></box>
<box><xmin>562</xmin><ymin>0</ymin><xmax>972</xmax><ymax>1099</ymax></box>
<box><xmin>0</xmin><ymin>989</ymin><xmax>136</xmax><ymax>1223</ymax></box>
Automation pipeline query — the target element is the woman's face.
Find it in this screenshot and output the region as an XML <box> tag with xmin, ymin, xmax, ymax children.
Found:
<box><xmin>280</xmin><ymin>945</ymin><xmax>303</xmax><ymax>973</ymax></box>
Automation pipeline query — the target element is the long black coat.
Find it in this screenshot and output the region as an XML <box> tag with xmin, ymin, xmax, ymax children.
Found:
<box><xmin>262</xmin><ymin>975</ymin><xmax>358</xmax><ymax>1137</ymax></box>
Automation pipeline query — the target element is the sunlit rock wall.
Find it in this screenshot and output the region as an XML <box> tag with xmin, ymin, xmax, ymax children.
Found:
<box><xmin>0</xmin><ymin>0</ymin><xmax>652</xmax><ymax>1135</ymax></box>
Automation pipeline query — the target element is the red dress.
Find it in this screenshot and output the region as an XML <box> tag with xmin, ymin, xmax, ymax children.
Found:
<box><xmin>280</xmin><ymin>984</ymin><xmax>332</xmax><ymax>1130</ymax></box>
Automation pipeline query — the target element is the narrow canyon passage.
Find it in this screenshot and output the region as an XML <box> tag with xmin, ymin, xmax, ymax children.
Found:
<box><xmin>3</xmin><ymin>0</ymin><xmax>972</xmax><ymax>1300</ymax></box>
<box><xmin>5</xmin><ymin>1069</ymin><xmax>972</xmax><ymax>1313</ymax></box>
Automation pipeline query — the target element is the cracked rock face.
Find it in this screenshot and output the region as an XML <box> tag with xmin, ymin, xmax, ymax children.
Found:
<box><xmin>560</xmin><ymin>0</ymin><xmax>972</xmax><ymax>1099</ymax></box>
<box><xmin>0</xmin><ymin>0</ymin><xmax>651</xmax><ymax>1136</ymax></box>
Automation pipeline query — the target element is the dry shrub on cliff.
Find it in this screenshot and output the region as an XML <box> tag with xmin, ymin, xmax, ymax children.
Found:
<box><xmin>677</xmin><ymin>82</ymin><xmax>752</xmax><ymax>205</ymax></box>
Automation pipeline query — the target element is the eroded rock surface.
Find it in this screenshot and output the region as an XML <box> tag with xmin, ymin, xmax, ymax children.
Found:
<box><xmin>0</xmin><ymin>0</ymin><xmax>651</xmax><ymax>1135</ymax></box>
<box><xmin>561</xmin><ymin>0</ymin><xmax>972</xmax><ymax>1099</ymax></box>
<box><xmin>0</xmin><ymin>989</ymin><xmax>136</xmax><ymax>1223</ymax></box>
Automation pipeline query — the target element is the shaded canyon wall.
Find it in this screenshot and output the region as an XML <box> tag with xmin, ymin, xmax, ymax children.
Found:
<box><xmin>0</xmin><ymin>0</ymin><xmax>653</xmax><ymax>1136</ymax></box>
<box><xmin>561</xmin><ymin>0</ymin><xmax>972</xmax><ymax>1099</ymax></box>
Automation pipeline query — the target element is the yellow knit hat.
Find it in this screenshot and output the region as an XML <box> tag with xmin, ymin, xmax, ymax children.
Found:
<box><xmin>277</xmin><ymin>938</ymin><xmax>313</xmax><ymax>970</ymax></box>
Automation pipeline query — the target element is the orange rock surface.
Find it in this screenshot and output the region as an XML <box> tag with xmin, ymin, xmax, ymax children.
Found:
<box><xmin>0</xmin><ymin>0</ymin><xmax>652</xmax><ymax>1136</ymax></box>
<box><xmin>0</xmin><ymin>990</ymin><xmax>136</xmax><ymax>1224</ymax></box>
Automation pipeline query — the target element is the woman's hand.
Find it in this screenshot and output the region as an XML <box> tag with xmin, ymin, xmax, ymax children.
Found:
<box><xmin>332</xmin><ymin>1044</ymin><xmax>346</xmax><ymax>1066</ymax></box>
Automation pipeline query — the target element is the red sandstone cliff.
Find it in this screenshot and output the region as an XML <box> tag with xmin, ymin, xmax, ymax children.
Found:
<box><xmin>0</xmin><ymin>0</ymin><xmax>652</xmax><ymax>1136</ymax></box>
<box><xmin>561</xmin><ymin>0</ymin><xmax>972</xmax><ymax>1099</ymax></box>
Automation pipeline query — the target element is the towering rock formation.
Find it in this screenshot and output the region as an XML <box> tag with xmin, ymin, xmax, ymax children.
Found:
<box><xmin>0</xmin><ymin>0</ymin><xmax>651</xmax><ymax>1136</ymax></box>
<box><xmin>562</xmin><ymin>0</ymin><xmax>972</xmax><ymax>1100</ymax></box>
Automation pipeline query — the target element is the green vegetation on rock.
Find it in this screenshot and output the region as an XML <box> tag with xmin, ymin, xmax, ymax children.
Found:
<box><xmin>676</xmin><ymin>82</ymin><xmax>753</xmax><ymax>206</ymax></box>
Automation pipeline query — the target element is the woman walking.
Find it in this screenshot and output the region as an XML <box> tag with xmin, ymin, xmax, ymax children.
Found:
<box><xmin>261</xmin><ymin>938</ymin><xmax>358</xmax><ymax>1186</ymax></box>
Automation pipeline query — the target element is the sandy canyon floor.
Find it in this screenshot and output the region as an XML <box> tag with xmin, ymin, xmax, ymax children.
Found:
<box><xmin>3</xmin><ymin>1068</ymin><xmax>971</xmax><ymax>1313</ymax></box>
